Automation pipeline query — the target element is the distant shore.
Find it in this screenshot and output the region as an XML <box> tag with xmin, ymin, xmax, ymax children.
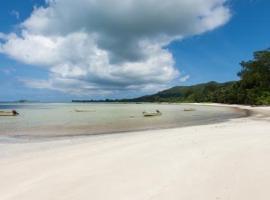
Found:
<box><xmin>0</xmin><ymin>104</ymin><xmax>269</xmax><ymax>200</ymax></box>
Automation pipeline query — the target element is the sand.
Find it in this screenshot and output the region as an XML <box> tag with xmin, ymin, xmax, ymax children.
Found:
<box><xmin>0</xmin><ymin>104</ymin><xmax>270</xmax><ymax>200</ymax></box>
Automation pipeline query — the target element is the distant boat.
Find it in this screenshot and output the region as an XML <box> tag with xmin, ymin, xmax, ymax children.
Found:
<box><xmin>0</xmin><ymin>110</ymin><xmax>19</xmax><ymax>116</ymax></box>
<box><xmin>75</xmin><ymin>109</ymin><xmax>96</xmax><ymax>112</ymax></box>
<box><xmin>184</xmin><ymin>108</ymin><xmax>196</xmax><ymax>111</ymax></box>
<box><xmin>143</xmin><ymin>110</ymin><xmax>162</xmax><ymax>117</ymax></box>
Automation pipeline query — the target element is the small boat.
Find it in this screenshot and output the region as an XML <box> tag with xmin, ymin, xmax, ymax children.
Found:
<box><xmin>0</xmin><ymin>110</ymin><xmax>19</xmax><ymax>116</ymax></box>
<box><xmin>143</xmin><ymin>110</ymin><xmax>162</xmax><ymax>117</ymax></box>
<box><xmin>75</xmin><ymin>109</ymin><xmax>96</xmax><ymax>112</ymax></box>
<box><xmin>184</xmin><ymin>108</ymin><xmax>196</xmax><ymax>111</ymax></box>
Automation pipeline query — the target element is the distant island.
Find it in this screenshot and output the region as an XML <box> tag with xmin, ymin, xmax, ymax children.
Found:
<box><xmin>73</xmin><ymin>49</ymin><xmax>270</xmax><ymax>106</ymax></box>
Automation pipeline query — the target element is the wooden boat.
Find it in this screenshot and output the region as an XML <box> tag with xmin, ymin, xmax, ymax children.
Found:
<box><xmin>75</xmin><ymin>109</ymin><xmax>96</xmax><ymax>112</ymax></box>
<box><xmin>184</xmin><ymin>108</ymin><xmax>196</xmax><ymax>111</ymax></box>
<box><xmin>143</xmin><ymin>110</ymin><xmax>162</xmax><ymax>117</ymax></box>
<box><xmin>0</xmin><ymin>110</ymin><xmax>19</xmax><ymax>116</ymax></box>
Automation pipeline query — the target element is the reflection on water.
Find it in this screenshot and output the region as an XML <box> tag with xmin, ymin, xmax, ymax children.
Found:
<box><xmin>0</xmin><ymin>103</ymin><xmax>246</xmax><ymax>138</ymax></box>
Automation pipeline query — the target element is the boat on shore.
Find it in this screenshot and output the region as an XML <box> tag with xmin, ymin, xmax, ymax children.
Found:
<box><xmin>75</xmin><ymin>109</ymin><xmax>96</xmax><ymax>112</ymax></box>
<box><xmin>184</xmin><ymin>108</ymin><xmax>196</xmax><ymax>111</ymax></box>
<box><xmin>0</xmin><ymin>110</ymin><xmax>19</xmax><ymax>116</ymax></box>
<box><xmin>143</xmin><ymin>110</ymin><xmax>162</xmax><ymax>117</ymax></box>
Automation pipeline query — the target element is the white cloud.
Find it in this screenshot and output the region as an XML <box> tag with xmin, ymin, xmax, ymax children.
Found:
<box><xmin>179</xmin><ymin>75</ymin><xmax>190</xmax><ymax>82</ymax></box>
<box><xmin>0</xmin><ymin>0</ymin><xmax>231</xmax><ymax>96</ymax></box>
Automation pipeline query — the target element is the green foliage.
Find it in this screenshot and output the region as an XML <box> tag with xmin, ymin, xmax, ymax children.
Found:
<box><xmin>256</xmin><ymin>92</ymin><xmax>270</xmax><ymax>105</ymax></box>
<box><xmin>236</xmin><ymin>49</ymin><xmax>270</xmax><ymax>105</ymax></box>
<box><xmin>130</xmin><ymin>81</ymin><xmax>237</xmax><ymax>103</ymax></box>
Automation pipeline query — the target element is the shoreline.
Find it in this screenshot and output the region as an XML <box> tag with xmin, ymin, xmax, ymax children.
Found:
<box><xmin>0</xmin><ymin>104</ymin><xmax>270</xmax><ymax>200</ymax></box>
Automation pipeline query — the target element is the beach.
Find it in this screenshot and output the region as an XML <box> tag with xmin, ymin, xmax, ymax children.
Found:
<box><xmin>0</xmin><ymin>104</ymin><xmax>270</xmax><ymax>200</ymax></box>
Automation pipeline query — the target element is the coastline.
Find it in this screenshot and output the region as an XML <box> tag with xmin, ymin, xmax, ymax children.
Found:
<box><xmin>0</xmin><ymin>104</ymin><xmax>270</xmax><ymax>200</ymax></box>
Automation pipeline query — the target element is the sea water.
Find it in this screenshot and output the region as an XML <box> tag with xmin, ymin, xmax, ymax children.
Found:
<box><xmin>0</xmin><ymin>103</ymin><xmax>246</xmax><ymax>138</ymax></box>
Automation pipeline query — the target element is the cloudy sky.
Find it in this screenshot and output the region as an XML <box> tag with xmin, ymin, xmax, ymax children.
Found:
<box><xmin>0</xmin><ymin>0</ymin><xmax>270</xmax><ymax>101</ymax></box>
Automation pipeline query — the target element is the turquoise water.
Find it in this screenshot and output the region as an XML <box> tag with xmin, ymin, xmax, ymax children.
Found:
<box><xmin>0</xmin><ymin>103</ymin><xmax>246</xmax><ymax>138</ymax></box>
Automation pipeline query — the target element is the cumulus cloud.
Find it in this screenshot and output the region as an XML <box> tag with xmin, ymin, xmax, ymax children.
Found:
<box><xmin>0</xmin><ymin>0</ymin><xmax>231</xmax><ymax>95</ymax></box>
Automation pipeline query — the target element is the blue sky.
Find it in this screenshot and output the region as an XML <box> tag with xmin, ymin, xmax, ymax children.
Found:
<box><xmin>0</xmin><ymin>0</ymin><xmax>270</xmax><ymax>101</ymax></box>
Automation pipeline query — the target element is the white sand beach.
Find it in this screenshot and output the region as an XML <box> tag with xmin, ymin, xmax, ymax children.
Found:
<box><xmin>0</xmin><ymin>104</ymin><xmax>270</xmax><ymax>200</ymax></box>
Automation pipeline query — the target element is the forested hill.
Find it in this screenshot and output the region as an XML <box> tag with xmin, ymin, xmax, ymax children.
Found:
<box><xmin>128</xmin><ymin>81</ymin><xmax>236</xmax><ymax>103</ymax></box>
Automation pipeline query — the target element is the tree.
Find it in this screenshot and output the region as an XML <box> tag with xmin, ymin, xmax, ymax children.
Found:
<box><xmin>237</xmin><ymin>49</ymin><xmax>270</xmax><ymax>105</ymax></box>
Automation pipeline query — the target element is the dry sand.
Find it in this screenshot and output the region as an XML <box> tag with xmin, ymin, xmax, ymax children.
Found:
<box><xmin>0</xmin><ymin>104</ymin><xmax>270</xmax><ymax>200</ymax></box>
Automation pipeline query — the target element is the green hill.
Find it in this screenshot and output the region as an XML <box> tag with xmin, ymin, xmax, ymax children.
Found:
<box><xmin>128</xmin><ymin>81</ymin><xmax>236</xmax><ymax>103</ymax></box>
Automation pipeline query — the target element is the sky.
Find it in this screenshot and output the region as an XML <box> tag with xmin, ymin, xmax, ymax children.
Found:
<box><xmin>0</xmin><ymin>0</ymin><xmax>269</xmax><ymax>101</ymax></box>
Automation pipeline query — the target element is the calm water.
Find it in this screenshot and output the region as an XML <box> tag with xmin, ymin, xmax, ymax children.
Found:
<box><xmin>0</xmin><ymin>103</ymin><xmax>246</xmax><ymax>138</ymax></box>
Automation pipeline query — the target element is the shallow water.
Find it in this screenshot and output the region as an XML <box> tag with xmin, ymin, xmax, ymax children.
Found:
<box><xmin>0</xmin><ymin>103</ymin><xmax>246</xmax><ymax>138</ymax></box>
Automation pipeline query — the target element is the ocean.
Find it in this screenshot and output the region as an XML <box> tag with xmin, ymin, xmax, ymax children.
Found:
<box><xmin>0</xmin><ymin>103</ymin><xmax>246</xmax><ymax>139</ymax></box>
